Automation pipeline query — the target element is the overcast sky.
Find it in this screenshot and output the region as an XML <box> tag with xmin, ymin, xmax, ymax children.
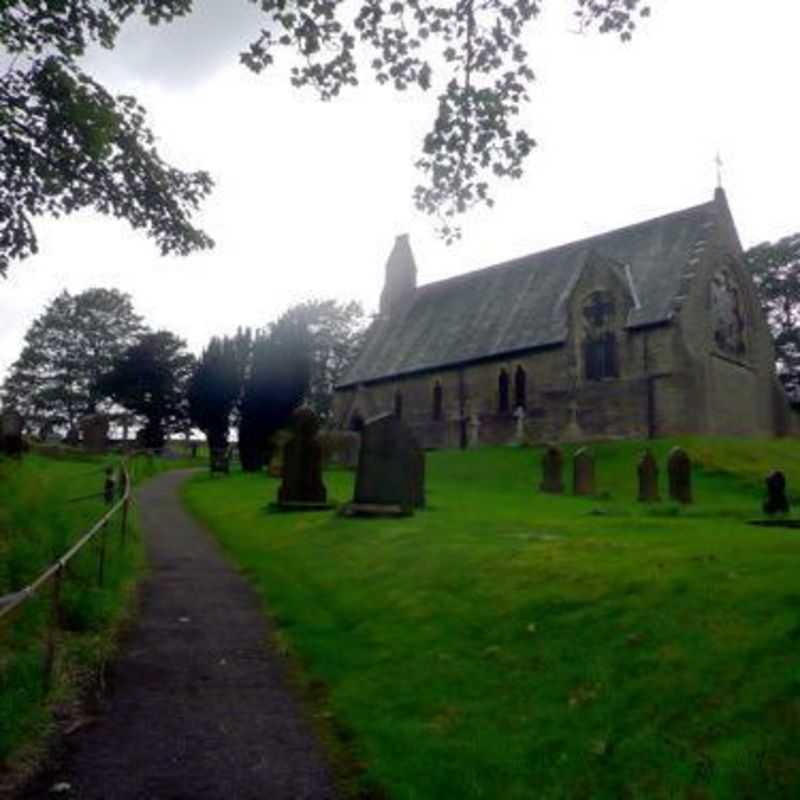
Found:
<box><xmin>2</xmin><ymin>0</ymin><xmax>798</xmax><ymax>380</ymax></box>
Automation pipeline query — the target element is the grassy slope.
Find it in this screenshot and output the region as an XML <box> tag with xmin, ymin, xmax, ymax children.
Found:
<box><xmin>183</xmin><ymin>438</ymin><xmax>800</xmax><ymax>800</ymax></box>
<box><xmin>0</xmin><ymin>453</ymin><xmax>146</xmax><ymax>769</ymax></box>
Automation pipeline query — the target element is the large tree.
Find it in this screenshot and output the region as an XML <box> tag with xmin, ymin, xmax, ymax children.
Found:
<box><xmin>1</xmin><ymin>0</ymin><xmax>651</xmax><ymax>273</ymax></box>
<box><xmin>187</xmin><ymin>335</ymin><xmax>243</xmax><ymax>454</ymax></box>
<box><xmin>2</xmin><ymin>287</ymin><xmax>146</xmax><ymax>431</ymax></box>
<box><xmin>101</xmin><ymin>330</ymin><xmax>195</xmax><ymax>448</ymax></box>
<box><xmin>239</xmin><ymin>319</ymin><xmax>311</xmax><ymax>471</ymax></box>
<box><xmin>277</xmin><ymin>299</ymin><xmax>367</xmax><ymax>421</ymax></box>
<box><xmin>747</xmin><ymin>232</ymin><xmax>800</xmax><ymax>400</ymax></box>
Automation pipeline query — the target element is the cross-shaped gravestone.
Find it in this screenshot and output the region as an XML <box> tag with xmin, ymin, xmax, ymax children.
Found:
<box><xmin>468</xmin><ymin>414</ymin><xmax>481</xmax><ymax>448</ymax></box>
<box><xmin>513</xmin><ymin>406</ymin><xmax>526</xmax><ymax>444</ymax></box>
<box><xmin>277</xmin><ymin>407</ymin><xmax>330</xmax><ymax>509</ymax></box>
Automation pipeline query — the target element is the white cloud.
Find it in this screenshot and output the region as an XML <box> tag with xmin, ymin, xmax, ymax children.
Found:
<box><xmin>2</xmin><ymin>0</ymin><xmax>798</xmax><ymax>384</ymax></box>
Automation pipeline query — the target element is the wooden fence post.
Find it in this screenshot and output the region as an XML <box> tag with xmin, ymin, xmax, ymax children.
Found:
<box><xmin>43</xmin><ymin>565</ymin><xmax>63</xmax><ymax>692</ymax></box>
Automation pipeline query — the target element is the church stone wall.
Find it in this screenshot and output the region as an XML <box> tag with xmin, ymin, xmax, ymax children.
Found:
<box><xmin>334</xmin><ymin>192</ymin><xmax>789</xmax><ymax>446</ymax></box>
<box><xmin>334</xmin><ymin>320</ymin><xmax>690</xmax><ymax>448</ymax></box>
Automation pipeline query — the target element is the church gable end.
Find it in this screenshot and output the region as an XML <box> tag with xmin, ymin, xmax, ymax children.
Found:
<box><xmin>334</xmin><ymin>190</ymin><xmax>788</xmax><ymax>444</ymax></box>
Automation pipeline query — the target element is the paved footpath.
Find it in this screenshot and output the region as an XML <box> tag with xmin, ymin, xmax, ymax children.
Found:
<box><xmin>23</xmin><ymin>470</ymin><xmax>336</xmax><ymax>800</ymax></box>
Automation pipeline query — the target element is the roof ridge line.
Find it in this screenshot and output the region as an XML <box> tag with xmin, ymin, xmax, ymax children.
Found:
<box><xmin>415</xmin><ymin>199</ymin><xmax>716</xmax><ymax>295</ymax></box>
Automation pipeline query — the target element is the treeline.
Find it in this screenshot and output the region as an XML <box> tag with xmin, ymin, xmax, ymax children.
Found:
<box><xmin>2</xmin><ymin>289</ymin><xmax>366</xmax><ymax>459</ymax></box>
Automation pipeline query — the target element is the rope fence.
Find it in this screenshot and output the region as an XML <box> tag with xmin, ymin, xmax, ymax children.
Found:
<box><xmin>0</xmin><ymin>456</ymin><xmax>136</xmax><ymax>690</ymax></box>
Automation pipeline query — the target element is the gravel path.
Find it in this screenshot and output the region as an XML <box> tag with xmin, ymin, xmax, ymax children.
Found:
<box><xmin>24</xmin><ymin>469</ymin><xmax>337</xmax><ymax>800</ymax></box>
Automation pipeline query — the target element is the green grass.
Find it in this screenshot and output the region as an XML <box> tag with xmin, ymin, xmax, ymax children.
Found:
<box><xmin>183</xmin><ymin>437</ymin><xmax>800</xmax><ymax>800</ymax></box>
<box><xmin>0</xmin><ymin>452</ymin><xmax>147</xmax><ymax>774</ymax></box>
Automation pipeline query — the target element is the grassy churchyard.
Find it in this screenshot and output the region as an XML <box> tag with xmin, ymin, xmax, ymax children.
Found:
<box><xmin>184</xmin><ymin>437</ymin><xmax>800</xmax><ymax>800</ymax></box>
<box><xmin>0</xmin><ymin>453</ymin><xmax>154</xmax><ymax>772</ymax></box>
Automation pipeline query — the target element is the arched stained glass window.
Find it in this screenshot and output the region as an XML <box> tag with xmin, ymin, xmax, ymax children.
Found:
<box><xmin>433</xmin><ymin>382</ymin><xmax>443</xmax><ymax>421</ymax></box>
<box><xmin>514</xmin><ymin>366</ymin><xmax>527</xmax><ymax>409</ymax></box>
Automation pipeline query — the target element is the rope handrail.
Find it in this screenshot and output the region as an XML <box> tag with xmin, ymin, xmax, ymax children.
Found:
<box><xmin>0</xmin><ymin>457</ymin><xmax>133</xmax><ymax>622</ymax></box>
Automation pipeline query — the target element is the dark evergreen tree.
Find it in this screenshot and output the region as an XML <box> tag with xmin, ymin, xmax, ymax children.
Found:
<box><xmin>277</xmin><ymin>299</ymin><xmax>367</xmax><ymax>421</ymax></box>
<box><xmin>748</xmin><ymin>232</ymin><xmax>800</xmax><ymax>401</ymax></box>
<box><xmin>238</xmin><ymin>319</ymin><xmax>311</xmax><ymax>472</ymax></box>
<box><xmin>187</xmin><ymin>336</ymin><xmax>241</xmax><ymax>455</ymax></box>
<box><xmin>101</xmin><ymin>331</ymin><xmax>195</xmax><ymax>448</ymax></box>
<box><xmin>2</xmin><ymin>288</ymin><xmax>146</xmax><ymax>431</ymax></box>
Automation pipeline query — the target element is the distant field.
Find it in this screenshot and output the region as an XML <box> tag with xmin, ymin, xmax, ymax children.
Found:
<box><xmin>0</xmin><ymin>452</ymin><xmax>148</xmax><ymax>775</ymax></box>
<box><xmin>184</xmin><ymin>438</ymin><xmax>800</xmax><ymax>800</ymax></box>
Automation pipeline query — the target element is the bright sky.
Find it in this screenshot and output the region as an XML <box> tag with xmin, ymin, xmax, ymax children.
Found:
<box><xmin>1</xmin><ymin>0</ymin><xmax>798</xmax><ymax>380</ymax></box>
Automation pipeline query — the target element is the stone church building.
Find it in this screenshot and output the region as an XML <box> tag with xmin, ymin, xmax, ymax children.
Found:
<box><xmin>333</xmin><ymin>189</ymin><xmax>790</xmax><ymax>447</ymax></box>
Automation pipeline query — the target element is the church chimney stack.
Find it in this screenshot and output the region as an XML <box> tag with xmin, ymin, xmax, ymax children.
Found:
<box><xmin>379</xmin><ymin>234</ymin><xmax>417</xmax><ymax>316</ymax></box>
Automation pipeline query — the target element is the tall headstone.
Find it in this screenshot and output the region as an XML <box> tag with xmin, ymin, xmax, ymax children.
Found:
<box><xmin>667</xmin><ymin>447</ymin><xmax>692</xmax><ymax>504</ymax></box>
<box><xmin>79</xmin><ymin>414</ymin><xmax>109</xmax><ymax>453</ymax></box>
<box><xmin>572</xmin><ymin>447</ymin><xmax>595</xmax><ymax>496</ymax></box>
<box><xmin>637</xmin><ymin>449</ymin><xmax>660</xmax><ymax>502</ymax></box>
<box><xmin>277</xmin><ymin>407</ymin><xmax>329</xmax><ymax>508</ymax></box>
<box><xmin>0</xmin><ymin>409</ymin><xmax>24</xmax><ymax>457</ymax></box>
<box><xmin>763</xmin><ymin>471</ymin><xmax>790</xmax><ymax>515</ymax></box>
<box><xmin>345</xmin><ymin>412</ymin><xmax>425</xmax><ymax>516</ymax></box>
<box><xmin>540</xmin><ymin>445</ymin><xmax>564</xmax><ymax>494</ymax></box>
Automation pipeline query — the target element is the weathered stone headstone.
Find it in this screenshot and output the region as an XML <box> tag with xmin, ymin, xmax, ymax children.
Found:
<box><xmin>277</xmin><ymin>407</ymin><xmax>330</xmax><ymax>509</ymax></box>
<box><xmin>0</xmin><ymin>409</ymin><xmax>24</xmax><ymax>457</ymax></box>
<box><xmin>540</xmin><ymin>445</ymin><xmax>564</xmax><ymax>494</ymax></box>
<box><xmin>343</xmin><ymin>412</ymin><xmax>425</xmax><ymax>516</ymax></box>
<box><xmin>79</xmin><ymin>414</ymin><xmax>109</xmax><ymax>453</ymax></box>
<box><xmin>637</xmin><ymin>449</ymin><xmax>660</xmax><ymax>502</ymax></box>
<box><xmin>572</xmin><ymin>447</ymin><xmax>595</xmax><ymax>496</ymax></box>
<box><xmin>763</xmin><ymin>470</ymin><xmax>790</xmax><ymax>515</ymax></box>
<box><xmin>667</xmin><ymin>446</ymin><xmax>692</xmax><ymax>504</ymax></box>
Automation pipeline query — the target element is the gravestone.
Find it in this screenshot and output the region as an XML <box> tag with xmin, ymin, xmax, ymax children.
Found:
<box><xmin>572</xmin><ymin>447</ymin><xmax>595</xmax><ymax>496</ymax></box>
<box><xmin>343</xmin><ymin>412</ymin><xmax>425</xmax><ymax>516</ymax></box>
<box><xmin>210</xmin><ymin>446</ymin><xmax>230</xmax><ymax>475</ymax></box>
<box><xmin>763</xmin><ymin>471</ymin><xmax>790</xmax><ymax>515</ymax></box>
<box><xmin>0</xmin><ymin>409</ymin><xmax>24</xmax><ymax>457</ymax></box>
<box><xmin>540</xmin><ymin>445</ymin><xmax>564</xmax><ymax>494</ymax></box>
<box><xmin>513</xmin><ymin>406</ymin><xmax>526</xmax><ymax>445</ymax></box>
<box><xmin>79</xmin><ymin>414</ymin><xmax>109</xmax><ymax>453</ymax></box>
<box><xmin>637</xmin><ymin>449</ymin><xmax>660</xmax><ymax>502</ymax></box>
<box><xmin>468</xmin><ymin>414</ymin><xmax>481</xmax><ymax>448</ymax></box>
<box><xmin>667</xmin><ymin>447</ymin><xmax>692</xmax><ymax>504</ymax></box>
<box><xmin>276</xmin><ymin>407</ymin><xmax>330</xmax><ymax>509</ymax></box>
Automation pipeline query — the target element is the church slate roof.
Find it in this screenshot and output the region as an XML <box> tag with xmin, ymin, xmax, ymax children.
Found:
<box><xmin>339</xmin><ymin>200</ymin><xmax>718</xmax><ymax>388</ymax></box>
